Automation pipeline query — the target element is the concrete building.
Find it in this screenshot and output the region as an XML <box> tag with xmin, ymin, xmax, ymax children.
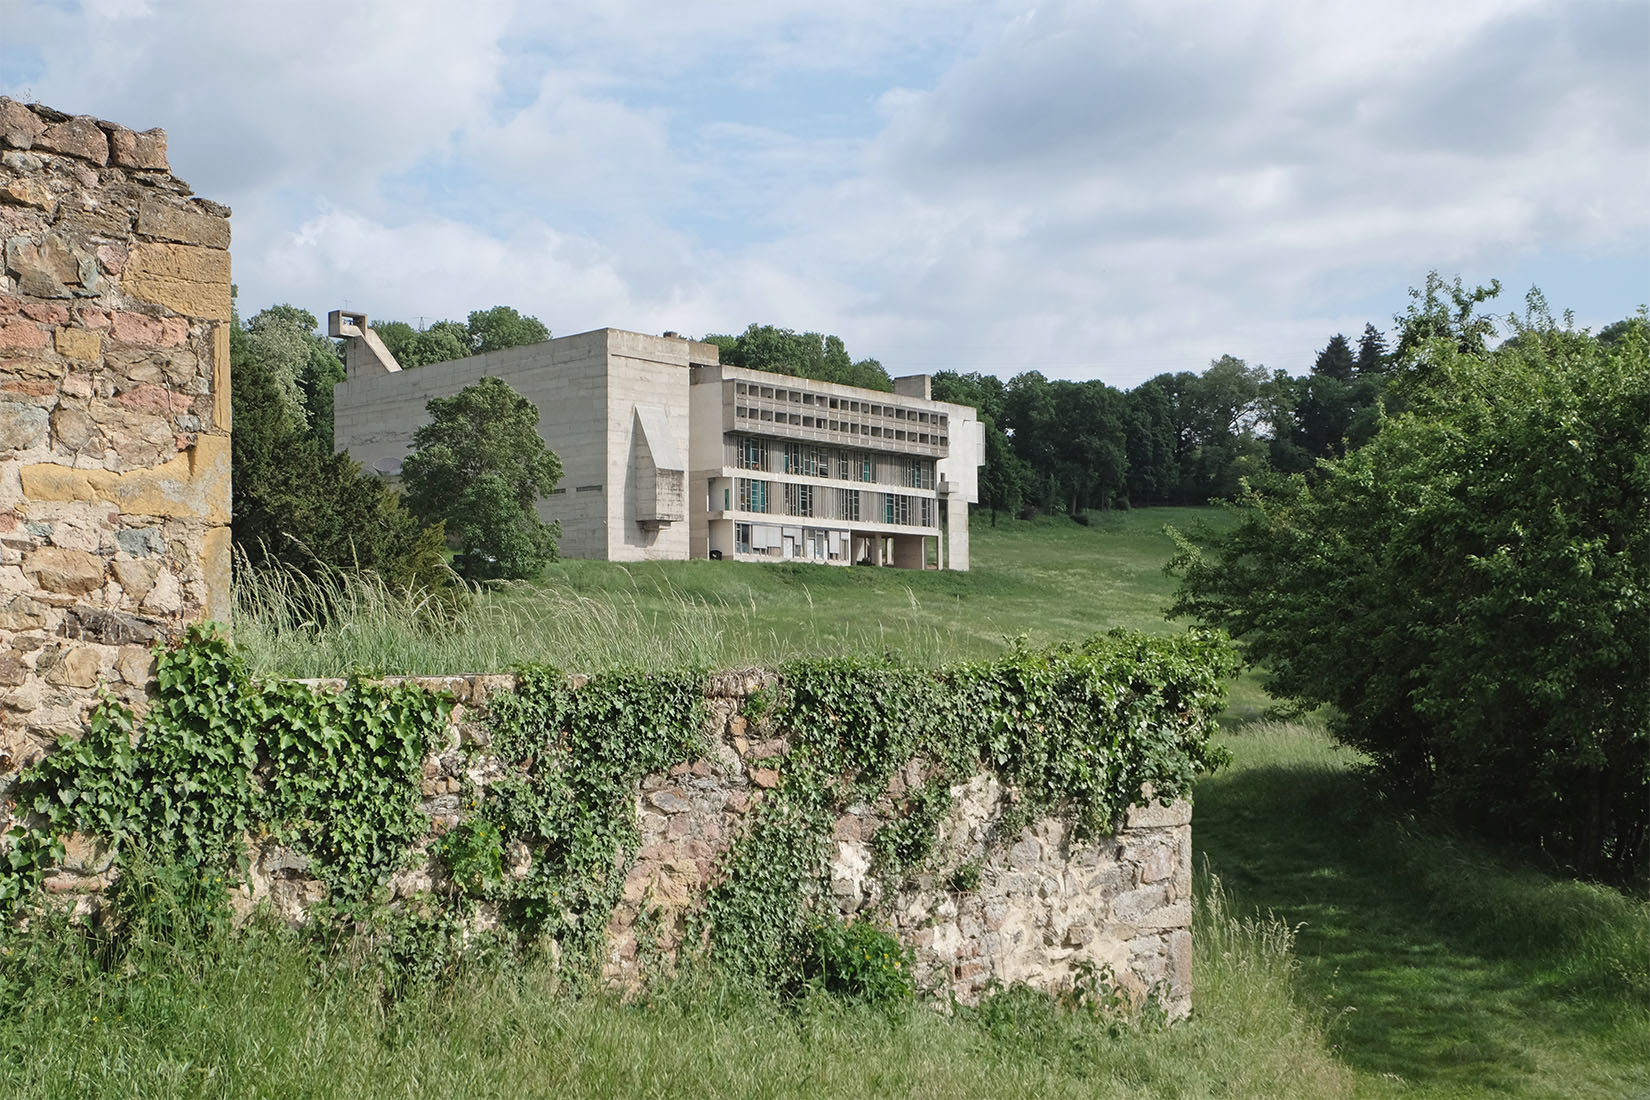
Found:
<box><xmin>329</xmin><ymin>311</ymin><xmax>984</xmax><ymax>569</ymax></box>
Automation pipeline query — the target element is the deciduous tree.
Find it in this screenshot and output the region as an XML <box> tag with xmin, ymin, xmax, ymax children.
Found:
<box><xmin>1171</xmin><ymin>290</ymin><xmax>1649</xmax><ymax>877</ymax></box>
<box><xmin>704</xmin><ymin>324</ymin><xmax>894</xmax><ymax>391</ymax></box>
<box><xmin>466</xmin><ymin>306</ymin><xmax>550</xmax><ymax>353</ymax></box>
<box><xmin>372</xmin><ymin>306</ymin><xmax>550</xmax><ymax>368</ymax></box>
<box><xmin>401</xmin><ymin>378</ymin><xmax>564</xmax><ymax>581</ymax></box>
<box><xmin>230</xmin><ymin>303</ymin><xmax>445</xmax><ymax>590</ymax></box>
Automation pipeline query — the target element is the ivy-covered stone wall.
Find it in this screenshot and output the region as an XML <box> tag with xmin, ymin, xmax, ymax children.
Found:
<box><xmin>246</xmin><ymin>670</ymin><xmax>1198</xmax><ymax>1010</ymax></box>
<box><xmin>0</xmin><ymin>98</ymin><xmax>231</xmax><ymax>812</ymax></box>
<box><xmin>11</xmin><ymin>630</ymin><xmax>1229</xmax><ymax>1019</ymax></box>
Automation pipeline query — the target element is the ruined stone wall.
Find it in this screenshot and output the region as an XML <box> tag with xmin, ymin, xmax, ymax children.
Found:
<box><xmin>242</xmin><ymin>673</ymin><xmax>1196</xmax><ymax>1015</ymax></box>
<box><xmin>0</xmin><ymin>100</ymin><xmax>230</xmax><ymax>807</ymax></box>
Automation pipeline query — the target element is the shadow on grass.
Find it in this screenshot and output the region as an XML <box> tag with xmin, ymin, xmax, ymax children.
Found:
<box><xmin>1194</xmin><ymin>730</ymin><xmax>1650</xmax><ymax>1098</ymax></box>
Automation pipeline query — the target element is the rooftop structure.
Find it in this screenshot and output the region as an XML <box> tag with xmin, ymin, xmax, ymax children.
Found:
<box><xmin>329</xmin><ymin>313</ymin><xmax>984</xmax><ymax>569</ymax></box>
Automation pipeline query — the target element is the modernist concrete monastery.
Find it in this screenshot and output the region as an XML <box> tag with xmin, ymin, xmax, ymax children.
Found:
<box><xmin>329</xmin><ymin>312</ymin><xmax>986</xmax><ymax>570</ymax></box>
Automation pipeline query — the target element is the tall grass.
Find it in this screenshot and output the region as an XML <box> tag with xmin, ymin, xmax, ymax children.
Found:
<box><xmin>231</xmin><ymin>506</ymin><xmax>1237</xmax><ymax>680</ymax></box>
<box><xmin>0</xmin><ymin>863</ymin><xmax>1354</xmax><ymax>1100</ymax></box>
<box><xmin>233</xmin><ymin>560</ymin><xmax>952</xmax><ymax>678</ymax></box>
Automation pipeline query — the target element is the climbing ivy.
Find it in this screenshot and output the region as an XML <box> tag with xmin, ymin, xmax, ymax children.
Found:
<box><xmin>691</xmin><ymin>794</ymin><xmax>833</xmax><ymax>988</ymax></box>
<box><xmin>0</xmin><ymin>624</ymin><xmax>445</xmax><ymax>912</ymax></box>
<box><xmin>699</xmin><ymin>629</ymin><xmax>1235</xmax><ymax>990</ymax></box>
<box><xmin>475</xmin><ymin>665</ymin><xmax>706</xmax><ymax>960</ymax></box>
<box><xmin>869</xmin><ymin>779</ymin><xmax>952</xmax><ymax>886</ymax></box>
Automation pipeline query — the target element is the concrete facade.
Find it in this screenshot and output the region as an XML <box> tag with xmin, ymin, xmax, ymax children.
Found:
<box><xmin>332</xmin><ymin>320</ymin><xmax>984</xmax><ymax>569</ymax></box>
<box><xmin>688</xmin><ymin>363</ymin><xmax>983</xmax><ymax>570</ymax></box>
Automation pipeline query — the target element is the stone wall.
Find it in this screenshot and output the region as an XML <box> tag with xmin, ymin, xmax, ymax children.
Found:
<box><xmin>237</xmin><ymin>672</ymin><xmax>1196</xmax><ymax>1015</ymax></box>
<box><xmin>0</xmin><ymin>100</ymin><xmax>231</xmax><ymax>814</ymax></box>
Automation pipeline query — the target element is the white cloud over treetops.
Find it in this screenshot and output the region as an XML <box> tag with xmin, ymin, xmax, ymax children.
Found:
<box><xmin>4</xmin><ymin>0</ymin><xmax>1644</xmax><ymax>386</ymax></box>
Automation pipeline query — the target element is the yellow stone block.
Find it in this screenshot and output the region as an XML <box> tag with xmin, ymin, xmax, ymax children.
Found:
<box><xmin>54</xmin><ymin>327</ymin><xmax>102</xmax><ymax>360</ymax></box>
<box><xmin>199</xmin><ymin>524</ymin><xmax>232</xmax><ymax>624</ymax></box>
<box><xmin>211</xmin><ymin>323</ymin><xmax>231</xmax><ymax>431</ymax></box>
<box><xmin>19</xmin><ymin>432</ymin><xmax>231</xmax><ymax>524</ymax></box>
<box><xmin>122</xmin><ymin>242</ymin><xmax>232</xmax><ymax>321</ymax></box>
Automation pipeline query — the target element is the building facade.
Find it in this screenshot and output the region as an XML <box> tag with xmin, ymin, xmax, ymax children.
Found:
<box><xmin>330</xmin><ymin>312</ymin><xmax>983</xmax><ymax>569</ymax></box>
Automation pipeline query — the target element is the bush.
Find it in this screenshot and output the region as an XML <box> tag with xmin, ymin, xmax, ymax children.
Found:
<box><xmin>800</xmin><ymin>918</ymin><xmax>915</xmax><ymax>1005</ymax></box>
<box><xmin>1171</xmin><ymin>298</ymin><xmax>1649</xmax><ymax>877</ymax></box>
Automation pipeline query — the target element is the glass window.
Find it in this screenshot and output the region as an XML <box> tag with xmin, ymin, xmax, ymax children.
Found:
<box><xmin>738</xmin><ymin>437</ymin><xmax>767</xmax><ymax>471</ymax></box>
<box><xmin>738</xmin><ymin>478</ymin><xmax>769</xmax><ymax>513</ymax></box>
<box><xmin>785</xmin><ymin>482</ymin><xmax>814</xmax><ymax>517</ymax></box>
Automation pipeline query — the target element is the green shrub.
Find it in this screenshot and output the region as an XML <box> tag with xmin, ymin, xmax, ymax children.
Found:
<box><xmin>436</xmin><ymin>816</ymin><xmax>504</xmax><ymax>898</ymax></box>
<box><xmin>800</xmin><ymin>918</ymin><xmax>915</xmax><ymax>1005</ymax></box>
<box><xmin>1172</xmin><ymin>297</ymin><xmax>1650</xmax><ymax>877</ymax></box>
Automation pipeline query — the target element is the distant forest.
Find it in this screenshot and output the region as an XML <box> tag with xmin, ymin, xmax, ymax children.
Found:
<box><xmin>708</xmin><ymin>320</ymin><xmax>1402</xmax><ymax>521</ymax></box>
<box><xmin>931</xmin><ymin>329</ymin><xmax>1388</xmax><ymax>520</ymax></box>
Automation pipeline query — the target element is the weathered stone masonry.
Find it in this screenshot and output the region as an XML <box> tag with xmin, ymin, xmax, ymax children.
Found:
<box><xmin>0</xmin><ymin>99</ymin><xmax>231</xmax><ymax>820</ymax></box>
<box><xmin>237</xmin><ymin>673</ymin><xmax>1197</xmax><ymax>1015</ymax></box>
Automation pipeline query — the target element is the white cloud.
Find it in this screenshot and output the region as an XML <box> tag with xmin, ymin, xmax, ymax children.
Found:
<box><xmin>9</xmin><ymin>0</ymin><xmax>511</xmax><ymax>202</ymax></box>
<box><xmin>2</xmin><ymin>0</ymin><xmax>1643</xmax><ymax>386</ymax></box>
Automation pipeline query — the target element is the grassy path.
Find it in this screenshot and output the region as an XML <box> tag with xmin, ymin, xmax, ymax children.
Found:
<box><xmin>1195</xmin><ymin>723</ymin><xmax>1650</xmax><ymax>1099</ymax></box>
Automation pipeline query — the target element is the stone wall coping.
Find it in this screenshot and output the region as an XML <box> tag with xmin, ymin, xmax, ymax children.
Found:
<box><xmin>1</xmin><ymin>97</ymin><xmax>173</xmax><ymax>175</ymax></box>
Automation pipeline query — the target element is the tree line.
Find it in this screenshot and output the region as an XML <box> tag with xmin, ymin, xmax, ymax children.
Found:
<box><xmin>931</xmin><ymin>320</ymin><xmax>1403</xmax><ymax>523</ymax></box>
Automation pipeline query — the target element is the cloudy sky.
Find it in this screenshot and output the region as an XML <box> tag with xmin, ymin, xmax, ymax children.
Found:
<box><xmin>4</xmin><ymin>0</ymin><xmax>1645</xmax><ymax>386</ymax></box>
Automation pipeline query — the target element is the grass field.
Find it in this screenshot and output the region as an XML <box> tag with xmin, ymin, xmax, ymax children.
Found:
<box><xmin>1200</xmin><ymin>723</ymin><xmax>1649</xmax><ymax>1099</ymax></box>
<box><xmin>236</xmin><ymin>507</ymin><xmax>1268</xmax><ymax>711</ymax></box>
<box><xmin>11</xmin><ymin>506</ymin><xmax>1643</xmax><ymax>1097</ymax></box>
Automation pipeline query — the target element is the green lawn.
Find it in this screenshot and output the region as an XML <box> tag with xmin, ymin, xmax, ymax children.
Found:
<box><xmin>236</xmin><ymin>506</ymin><xmax>1248</xmax><ymax>687</ymax></box>
<box><xmin>59</xmin><ymin>505</ymin><xmax>1649</xmax><ymax>1097</ymax></box>
<box><xmin>1198</xmin><ymin>722</ymin><xmax>1649</xmax><ymax>1098</ymax></box>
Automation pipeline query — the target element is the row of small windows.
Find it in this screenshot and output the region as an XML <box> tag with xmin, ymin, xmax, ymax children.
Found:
<box><xmin>734</xmin><ymin>437</ymin><xmax>933</xmax><ymax>489</ymax></box>
<box><xmin>734</xmin><ymin>523</ymin><xmax>851</xmax><ymax>560</ymax></box>
<box><xmin>733</xmin><ymin>381</ymin><xmax>948</xmax><ymax>428</ymax></box>
<box><xmin>734</xmin><ymin>405</ymin><xmax>948</xmax><ymax>446</ymax></box>
<box><xmin>733</xmin><ymin>478</ymin><xmax>934</xmax><ymax>527</ymax></box>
